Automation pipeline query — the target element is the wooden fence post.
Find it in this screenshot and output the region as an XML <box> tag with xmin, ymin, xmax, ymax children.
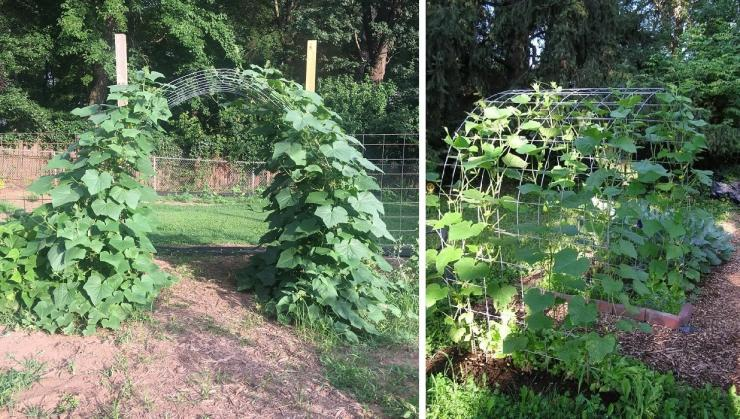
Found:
<box><xmin>305</xmin><ymin>40</ymin><xmax>317</xmax><ymax>92</ymax></box>
<box><xmin>114</xmin><ymin>33</ymin><xmax>128</xmax><ymax>106</ymax></box>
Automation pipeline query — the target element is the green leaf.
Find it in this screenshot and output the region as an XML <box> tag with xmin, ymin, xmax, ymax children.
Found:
<box><xmin>613</xmin><ymin>239</ymin><xmax>637</xmax><ymax>259</ymax></box>
<box><xmin>50</xmin><ymin>183</ymin><xmax>81</xmax><ymax>207</ymax></box>
<box><xmin>523</xmin><ymin>288</ymin><xmax>555</xmax><ymax>312</ymax></box>
<box><xmin>520</xmin><ymin>120</ymin><xmax>542</xmax><ymax>131</ymax></box>
<box><xmin>501</xmin><ymin>153</ymin><xmax>528</xmax><ymax>169</ymax></box>
<box><xmin>46</xmin><ymin>156</ymin><xmax>72</xmax><ymax>170</ymax></box>
<box><xmin>552</xmin><ymin>248</ymin><xmax>589</xmax><ymax>277</ymax></box>
<box><xmin>47</xmin><ymin>242</ymin><xmax>65</xmax><ymax>272</ymax></box>
<box><xmin>584</xmin><ymin>334</ymin><xmax>615</xmax><ymax>362</ymax></box>
<box><xmin>306</xmin><ymin>191</ymin><xmax>330</xmax><ymax>205</ymax></box>
<box><xmin>426</xmin><ymin>284</ymin><xmax>448</xmax><ymax>308</ymax></box>
<box><xmin>453</xmin><ymin>258</ymin><xmax>490</xmax><ymax>281</ymax></box>
<box><xmin>608</xmin><ymin>136</ymin><xmax>637</xmax><ymax>153</ymax></box>
<box><xmin>618</xmin><ymin>264</ymin><xmax>649</xmax><ymax>282</ymax></box>
<box><xmin>83</xmin><ymin>273</ymin><xmax>113</xmax><ymax>306</ymax></box>
<box><xmin>276</xmin><ymin>248</ymin><xmax>298</xmax><ymax>268</ymax></box>
<box><xmin>315</xmin><ymin>205</ymin><xmax>349</xmax><ymax>228</ymax></box>
<box><xmin>490</xmin><ymin>284</ymin><xmax>517</xmax><ymax>311</ymax></box>
<box><xmin>448</xmin><ymin>221</ymin><xmax>486</xmax><ymax>241</ymax></box>
<box><xmin>275</xmin><ymin>188</ymin><xmax>297</xmax><ymax>209</ymax></box>
<box><xmin>526</xmin><ymin>312</ymin><xmax>553</xmax><ymax>331</ymax></box>
<box><xmin>566</xmin><ymin>296</ymin><xmax>597</xmax><ymax>326</ymax></box>
<box><xmin>348</xmin><ymin>191</ymin><xmax>384</xmax><ymax>216</ymax></box>
<box><xmin>432</xmin><ymin>212</ymin><xmax>462</xmax><ymax>229</ymax></box>
<box><xmin>502</xmin><ymin>335</ymin><xmax>528</xmax><ymax>354</ymax></box>
<box><xmin>91</xmin><ymin>199</ymin><xmax>124</xmax><ymax>220</ymax></box>
<box><xmin>435</xmin><ymin>247</ymin><xmax>463</xmax><ymax>274</ymax></box>
<box><xmin>28</xmin><ymin>176</ymin><xmax>55</xmax><ymax>195</ymax></box>
<box><xmin>100</xmin><ymin>251</ymin><xmax>126</xmax><ymax>271</ymax></box>
<box><xmin>81</xmin><ymin>169</ymin><xmax>114</xmax><ymax>195</ymax></box>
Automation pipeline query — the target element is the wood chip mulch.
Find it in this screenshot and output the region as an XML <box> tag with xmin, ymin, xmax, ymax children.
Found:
<box><xmin>603</xmin><ymin>212</ymin><xmax>740</xmax><ymax>389</ymax></box>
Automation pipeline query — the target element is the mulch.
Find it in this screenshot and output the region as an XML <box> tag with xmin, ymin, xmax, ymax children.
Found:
<box><xmin>602</xmin><ymin>213</ymin><xmax>740</xmax><ymax>389</ymax></box>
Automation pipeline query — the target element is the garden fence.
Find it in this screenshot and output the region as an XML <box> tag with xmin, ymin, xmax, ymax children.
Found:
<box><xmin>0</xmin><ymin>133</ymin><xmax>418</xmax><ymax>253</ymax></box>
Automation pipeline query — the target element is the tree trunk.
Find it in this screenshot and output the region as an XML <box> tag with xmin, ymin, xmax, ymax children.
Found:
<box><xmin>88</xmin><ymin>63</ymin><xmax>109</xmax><ymax>105</ymax></box>
<box><xmin>370</xmin><ymin>41</ymin><xmax>389</xmax><ymax>82</ymax></box>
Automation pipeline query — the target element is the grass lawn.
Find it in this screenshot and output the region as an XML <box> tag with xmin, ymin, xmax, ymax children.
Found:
<box><xmin>150</xmin><ymin>201</ymin><xmax>268</xmax><ymax>246</ymax></box>
<box><xmin>151</xmin><ymin>197</ymin><xmax>419</xmax><ymax>248</ymax></box>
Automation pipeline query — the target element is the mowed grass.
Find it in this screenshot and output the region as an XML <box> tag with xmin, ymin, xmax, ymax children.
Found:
<box><xmin>150</xmin><ymin>201</ymin><xmax>268</xmax><ymax>246</ymax></box>
<box><xmin>151</xmin><ymin>197</ymin><xmax>418</xmax><ymax>248</ymax></box>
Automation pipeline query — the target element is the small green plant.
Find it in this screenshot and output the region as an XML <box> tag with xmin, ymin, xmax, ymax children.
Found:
<box><xmin>0</xmin><ymin>358</ymin><xmax>45</xmax><ymax>408</ymax></box>
<box><xmin>53</xmin><ymin>393</ymin><xmax>79</xmax><ymax>414</ymax></box>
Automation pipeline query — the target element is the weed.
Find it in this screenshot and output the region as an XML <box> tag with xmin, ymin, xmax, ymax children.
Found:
<box><xmin>21</xmin><ymin>403</ymin><xmax>49</xmax><ymax>418</ymax></box>
<box><xmin>0</xmin><ymin>358</ymin><xmax>45</xmax><ymax>408</ymax></box>
<box><xmin>53</xmin><ymin>393</ymin><xmax>79</xmax><ymax>414</ymax></box>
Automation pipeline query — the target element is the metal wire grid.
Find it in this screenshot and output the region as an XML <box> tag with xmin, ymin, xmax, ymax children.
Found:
<box><xmin>0</xmin><ymin>133</ymin><xmax>419</xmax><ymax>250</ymax></box>
<box><xmin>436</xmin><ymin>87</ymin><xmax>694</xmax><ymax>353</ymax></box>
<box><xmin>163</xmin><ymin>68</ymin><xmax>293</xmax><ymax>110</ymax></box>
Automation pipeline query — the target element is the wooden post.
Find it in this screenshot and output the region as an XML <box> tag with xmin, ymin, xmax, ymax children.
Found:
<box><xmin>114</xmin><ymin>33</ymin><xmax>128</xmax><ymax>106</ymax></box>
<box><xmin>305</xmin><ymin>40</ymin><xmax>317</xmax><ymax>92</ymax></box>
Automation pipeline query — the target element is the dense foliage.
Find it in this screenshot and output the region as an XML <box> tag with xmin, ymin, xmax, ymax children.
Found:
<box><xmin>237</xmin><ymin>68</ymin><xmax>399</xmax><ymax>342</ymax></box>
<box><xmin>428</xmin><ymin>365</ymin><xmax>739</xmax><ymax>419</ymax></box>
<box><xmin>427</xmin><ymin>0</ymin><xmax>739</xmax><ymax>164</ymax></box>
<box><xmin>0</xmin><ymin>70</ymin><xmax>172</xmax><ymax>334</ymax></box>
<box><xmin>427</xmin><ymin>86</ymin><xmax>731</xmax><ymax>366</ymax></box>
<box><xmin>0</xmin><ymin>0</ymin><xmax>418</xmax><ymax>159</ymax></box>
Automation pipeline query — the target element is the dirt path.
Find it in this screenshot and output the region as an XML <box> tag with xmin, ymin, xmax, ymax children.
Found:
<box><xmin>611</xmin><ymin>212</ymin><xmax>740</xmax><ymax>389</ymax></box>
<box><xmin>0</xmin><ymin>256</ymin><xmax>371</xmax><ymax>418</ymax></box>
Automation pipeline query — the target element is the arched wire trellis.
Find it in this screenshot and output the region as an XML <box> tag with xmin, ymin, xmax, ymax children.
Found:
<box><xmin>158</xmin><ymin>68</ymin><xmax>418</xmax><ymax>255</ymax></box>
<box><xmin>162</xmin><ymin>68</ymin><xmax>293</xmax><ymax>110</ymax></box>
<box><xmin>436</xmin><ymin>86</ymin><xmax>703</xmax><ymax>354</ymax></box>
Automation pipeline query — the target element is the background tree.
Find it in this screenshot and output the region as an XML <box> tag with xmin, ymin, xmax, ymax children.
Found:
<box><xmin>0</xmin><ymin>0</ymin><xmax>419</xmax><ymax>159</ymax></box>
<box><xmin>426</xmin><ymin>0</ymin><xmax>739</xmax><ymax>167</ymax></box>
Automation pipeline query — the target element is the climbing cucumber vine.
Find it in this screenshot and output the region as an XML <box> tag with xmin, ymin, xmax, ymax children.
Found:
<box><xmin>0</xmin><ymin>69</ymin><xmax>172</xmax><ymax>334</ymax></box>
<box><xmin>0</xmin><ymin>66</ymin><xmax>396</xmax><ymax>341</ymax></box>
<box><xmin>428</xmin><ymin>84</ymin><xmax>732</xmax><ymax>364</ymax></box>
<box><xmin>235</xmin><ymin>68</ymin><xmax>398</xmax><ymax>342</ymax></box>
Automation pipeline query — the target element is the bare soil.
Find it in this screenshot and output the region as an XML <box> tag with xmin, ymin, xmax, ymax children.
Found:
<box><xmin>604</xmin><ymin>212</ymin><xmax>740</xmax><ymax>389</ymax></box>
<box><xmin>0</xmin><ymin>255</ymin><xmax>376</xmax><ymax>418</ymax></box>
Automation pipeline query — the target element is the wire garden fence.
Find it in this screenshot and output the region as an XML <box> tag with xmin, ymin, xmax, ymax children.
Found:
<box><xmin>0</xmin><ymin>133</ymin><xmax>418</xmax><ymax>253</ymax></box>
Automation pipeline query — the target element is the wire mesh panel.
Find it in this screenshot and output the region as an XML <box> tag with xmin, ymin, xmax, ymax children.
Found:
<box><xmin>0</xmin><ymin>133</ymin><xmax>419</xmax><ymax>252</ymax></box>
<box><xmin>150</xmin><ymin>157</ymin><xmax>271</xmax><ymax>195</ymax></box>
<box><xmin>356</xmin><ymin>133</ymin><xmax>419</xmax><ymax>252</ymax></box>
<box><xmin>433</xmin><ymin>86</ymin><xmax>710</xmax><ymax>355</ymax></box>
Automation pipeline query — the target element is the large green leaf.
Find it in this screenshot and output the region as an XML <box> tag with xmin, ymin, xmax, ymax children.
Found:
<box><xmin>426</xmin><ymin>284</ymin><xmax>449</xmax><ymax>308</ymax></box>
<box><xmin>50</xmin><ymin>183</ymin><xmax>81</xmax><ymax>207</ymax></box>
<box><xmin>348</xmin><ymin>191</ymin><xmax>384</xmax><ymax>216</ymax></box>
<box><xmin>523</xmin><ymin>288</ymin><xmax>555</xmax><ymax>312</ymax></box>
<box><xmin>448</xmin><ymin>221</ymin><xmax>486</xmax><ymax>241</ymax></box>
<box><xmin>315</xmin><ymin>205</ymin><xmax>349</xmax><ymax>228</ymax></box>
<box><xmin>83</xmin><ymin>273</ymin><xmax>114</xmax><ymax>306</ymax></box>
<box><xmin>552</xmin><ymin>248</ymin><xmax>589</xmax><ymax>277</ymax></box>
<box><xmin>81</xmin><ymin>169</ymin><xmax>114</xmax><ymax>195</ymax></box>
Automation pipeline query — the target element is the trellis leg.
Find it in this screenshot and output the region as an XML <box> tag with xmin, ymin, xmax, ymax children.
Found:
<box><xmin>305</xmin><ymin>40</ymin><xmax>317</xmax><ymax>92</ymax></box>
<box><xmin>114</xmin><ymin>33</ymin><xmax>128</xmax><ymax>106</ymax></box>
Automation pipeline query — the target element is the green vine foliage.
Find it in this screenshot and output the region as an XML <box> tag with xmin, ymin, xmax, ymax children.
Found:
<box><xmin>0</xmin><ymin>70</ymin><xmax>173</xmax><ymax>334</ymax></box>
<box><xmin>428</xmin><ymin>84</ymin><xmax>732</xmax><ymax>363</ymax></box>
<box><xmin>236</xmin><ymin>68</ymin><xmax>398</xmax><ymax>342</ymax></box>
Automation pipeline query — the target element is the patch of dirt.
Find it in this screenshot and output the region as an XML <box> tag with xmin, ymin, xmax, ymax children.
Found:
<box><xmin>605</xmin><ymin>212</ymin><xmax>740</xmax><ymax>389</ymax></box>
<box><xmin>1</xmin><ymin>255</ymin><xmax>371</xmax><ymax>418</ymax></box>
